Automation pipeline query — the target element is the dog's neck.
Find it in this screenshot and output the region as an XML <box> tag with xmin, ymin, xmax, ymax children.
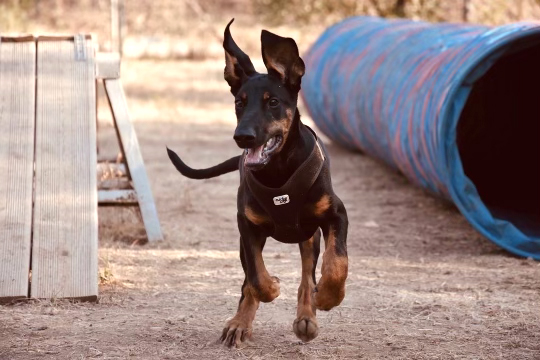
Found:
<box><xmin>250</xmin><ymin>109</ymin><xmax>315</xmax><ymax>188</ymax></box>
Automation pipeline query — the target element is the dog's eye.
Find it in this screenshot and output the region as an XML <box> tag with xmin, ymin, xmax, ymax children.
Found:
<box><xmin>269</xmin><ymin>98</ymin><xmax>279</xmax><ymax>108</ymax></box>
<box><xmin>235</xmin><ymin>100</ymin><xmax>244</xmax><ymax>109</ymax></box>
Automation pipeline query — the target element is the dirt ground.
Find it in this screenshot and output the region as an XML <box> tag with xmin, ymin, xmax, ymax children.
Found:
<box><xmin>1</xmin><ymin>58</ymin><xmax>539</xmax><ymax>360</ymax></box>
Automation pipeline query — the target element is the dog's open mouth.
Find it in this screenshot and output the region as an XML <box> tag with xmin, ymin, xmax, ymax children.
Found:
<box><xmin>244</xmin><ymin>135</ymin><xmax>282</xmax><ymax>168</ymax></box>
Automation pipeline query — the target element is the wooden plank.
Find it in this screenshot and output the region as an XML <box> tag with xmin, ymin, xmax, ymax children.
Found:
<box><xmin>0</xmin><ymin>36</ymin><xmax>35</xmax><ymax>43</ymax></box>
<box><xmin>104</xmin><ymin>79</ymin><xmax>163</xmax><ymax>242</ymax></box>
<box><xmin>0</xmin><ymin>40</ymin><xmax>36</xmax><ymax>301</ymax></box>
<box><xmin>98</xmin><ymin>190</ymin><xmax>138</xmax><ymax>205</ymax></box>
<box><xmin>32</xmin><ymin>38</ymin><xmax>98</xmax><ymax>300</ymax></box>
<box><xmin>36</xmin><ymin>35</ymin><xmax>93</xmax><ymax>41</ymax></box>
<box><xmin>96</xmin><ymin>52</ymin><xmax>120</xmax><ymax>79</ymax></box>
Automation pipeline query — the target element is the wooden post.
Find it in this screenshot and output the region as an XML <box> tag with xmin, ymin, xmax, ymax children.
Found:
<box><xmin>463</xmin><ymin>0</ymin><xmax>470</xmax><ymax>22</ymax></box>
<box><xmin>110</xmin><ymin>0</ymin><xmax>124</xmax><ymax>55</ymax></box>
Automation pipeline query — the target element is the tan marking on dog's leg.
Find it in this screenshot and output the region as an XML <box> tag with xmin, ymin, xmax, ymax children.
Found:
<box><xmin>245</xmin><ymin>206</ymin><xmax>270</xmax><ymax>226</ymax></box>
<box><xmin>314</xmin><ymin>227</ymin><xmax>348</xmax><ymax>311</ymax></box>
<box><xmin>221</xmin><ymin>284</ymin><xmax>260</xmax><ymax>348</ymax></box>
<box><xmin>293</xmin><ymin>236</ymin><xmax>319</xmax><ymax>342</ymax></box>
<box><xmin>250</xmin><ymin>242</ymin><xmax>280</xmax><ymax>303</ymax></box>
<box><xmin>313</xmin><ymin>194</ymin><xmax>331</xmax><ymax>217</ymax></box>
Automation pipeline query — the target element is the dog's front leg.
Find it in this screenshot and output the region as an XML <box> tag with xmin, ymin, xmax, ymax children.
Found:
<box><xmin>314</xmin><ymin>199</ymin><xmax>348</xmax><ymax>311</ymax></box>
<box><xmin>220</xmin><ymin>269</ymin><xmax>259</xmax><ymax>347</ymax></box>
<box><xmin>237</xmin><ymin>214</ymin><xmax>280</xmax><ymax>303</ymax></box>
<box><xmin>220</xmin><ymin>214</ymin><xmax>280</xmax><ymax>347</ymax></box>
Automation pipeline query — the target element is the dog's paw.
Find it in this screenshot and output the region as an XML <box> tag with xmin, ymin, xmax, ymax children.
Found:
<box><xmin>313</xmin><ymin>279</ymin><xmax>345</xmax><ymax>311</ymax></box>
<box><xmin>293</xmin><ymin>316</ymin><xmax>319</xmax><ymax>342</ymax></box>
<box><xmin>219</xmin><ymin>319</ymin><xmax>253</xmax><ymax>348</ymax></box>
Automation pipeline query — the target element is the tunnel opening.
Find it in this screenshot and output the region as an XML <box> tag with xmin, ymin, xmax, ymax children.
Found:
<box><xmin>457</xmin><ymin>44</ymin><xmax>540</xmax><ymax>237</ymax></box>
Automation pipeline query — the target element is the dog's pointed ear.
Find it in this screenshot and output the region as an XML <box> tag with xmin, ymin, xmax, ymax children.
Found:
<box><xmin>261</xmin><ymin>30</ymin><xmax>305</xmax><ymax>92</ymax></box>
<box><xmin>223</xmin><ymin>19</ymin><xmax>256</xmax><ymax>95</ymax></box>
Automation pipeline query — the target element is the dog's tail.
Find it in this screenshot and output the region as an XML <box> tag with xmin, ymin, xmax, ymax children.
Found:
<box><xmin>166</xmin><ymin>147</ymin><xmax>240</xmax><ymax>179</ymax></box>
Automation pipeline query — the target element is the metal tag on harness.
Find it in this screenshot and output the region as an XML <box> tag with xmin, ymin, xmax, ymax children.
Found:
<box><xmin>273</xmin><ymin>195</ymin><xmax>290</xmax><ymax>205</ymax></box>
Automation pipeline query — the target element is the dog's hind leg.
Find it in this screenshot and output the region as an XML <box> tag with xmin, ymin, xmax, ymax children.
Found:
<box><xmin>293</xmin><ymin>230</ymin><xmax>321</xmax><ymax>342</ymax></box>
<box><xmin>314</xmin><ymin>198</ymin><xmax>349</xmax><ymax>311</ymax></box>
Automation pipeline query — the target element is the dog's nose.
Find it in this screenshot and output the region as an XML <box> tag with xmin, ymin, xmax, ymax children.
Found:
<box><xmin>234</xmin><ymin>130</ymin><xmax>256</xmax><ymax>148</ymax></box>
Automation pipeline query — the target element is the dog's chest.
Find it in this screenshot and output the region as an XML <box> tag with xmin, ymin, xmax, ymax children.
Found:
<box><xmin>244</xmin><ymin>191</ymin><xmax>322</xmax><ymax>243</ymax></box>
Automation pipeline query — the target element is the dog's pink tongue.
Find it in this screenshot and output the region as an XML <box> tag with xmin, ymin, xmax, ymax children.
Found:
<box><xmin>245</xmin><ymin>145</ymin><xmax>264</xmax><ymax>165</ymax></box>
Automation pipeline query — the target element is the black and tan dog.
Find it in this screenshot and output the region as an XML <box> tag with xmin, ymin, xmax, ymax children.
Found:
<box><xmin>167</xmin><ymin>19</ymin><xmax>348</xmax><ymax>347</ymax></box>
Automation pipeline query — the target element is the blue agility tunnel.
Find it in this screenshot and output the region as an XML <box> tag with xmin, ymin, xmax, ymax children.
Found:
<box><xmin>301</xmin><ymin>17</ymin><xmax>540</xmax><ymax>259</ymax></box>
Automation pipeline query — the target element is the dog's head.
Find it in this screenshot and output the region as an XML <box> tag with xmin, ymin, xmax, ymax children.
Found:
<box><xmin>223</xmin><ymin>19</ymin><xmax>305</xmax><ymax>170</ymax></box>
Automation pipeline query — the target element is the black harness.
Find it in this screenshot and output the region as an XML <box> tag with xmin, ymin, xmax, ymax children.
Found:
<box><xmin>241</xmin><ymin>128</ymin><xmax>326</xmax><ymax>243</ymax></box>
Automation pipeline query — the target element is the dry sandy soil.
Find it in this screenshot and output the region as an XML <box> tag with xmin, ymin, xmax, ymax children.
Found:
<box><xmin>1</xmin><ymin>58</ymin><xmax>539</xmax><ymax>360</ymax></box>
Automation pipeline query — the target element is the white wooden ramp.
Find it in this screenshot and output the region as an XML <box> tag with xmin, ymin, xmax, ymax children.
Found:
<box><xmin>31</xmin><ymin>37</ymin><xmax>98</xmax><ymax>300</ymax></box>
<box><xmin>0</xmin><ymin>37</ymin><xmax>36</xmax><ymax>301</ymax></box>
<box><xmin>0</xmin><ymin>35</ymin><xmax>163</xmax><ymax>303</ymax></box>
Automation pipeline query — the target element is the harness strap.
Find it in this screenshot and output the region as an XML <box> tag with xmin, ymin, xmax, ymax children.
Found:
<box><xmin>244</xmin><ymin>127</ymin><xmax>325</xmax><ymax>241</ymax></box>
